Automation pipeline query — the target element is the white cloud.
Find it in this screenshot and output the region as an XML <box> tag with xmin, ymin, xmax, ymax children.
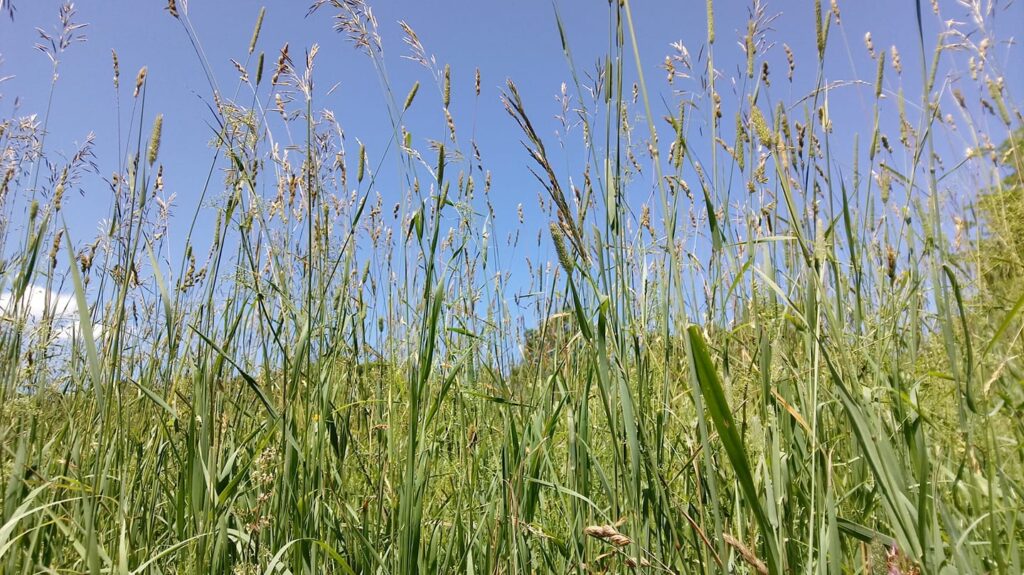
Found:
<box><xmin>0</xmin><ymin>283</ymin><xmax>102</xmax><ymax>345</ymax></box>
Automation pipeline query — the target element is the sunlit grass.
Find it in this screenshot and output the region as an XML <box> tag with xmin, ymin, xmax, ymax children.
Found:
<box><xmin>1</xmin><ymin>0</ymin><xmax>1022</xmax><ymax>573</ymax></box>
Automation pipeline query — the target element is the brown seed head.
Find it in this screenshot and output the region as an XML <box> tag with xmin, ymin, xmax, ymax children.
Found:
<box><xmin>608</xmin><ymin>534</ymin><xmax>632</xmax><ymax>547</ymax></box>
<box><xmin>134</xmin><ymin>66</ymin><xmax>148</xmax><ymax>98</ymax></box>
<box><xmin>584</xmin><ymin>524</ymin><xmax>631</xmax><ymax>547</ymax></box>
<box><xmin>112</xmin><ymin>50</ymin><xmax>120</xmax><ymax>89</ymax></box>
<box><xmin>784</xmin><ymin>43</ymin><xmax>795</xmax><ymax>82</ymax></box>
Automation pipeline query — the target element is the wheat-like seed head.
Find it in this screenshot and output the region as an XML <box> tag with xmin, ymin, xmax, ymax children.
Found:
<box><xmin>148</xmin><ymin>114</ymin><xmax>163</xmax><ymax>166</ymax></box>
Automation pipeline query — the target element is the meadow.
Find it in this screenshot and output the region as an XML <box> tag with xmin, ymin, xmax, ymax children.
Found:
<box><xmin>0</xmin><ymin>0</ymin><xmax>1022</xmax><ymax>573</ymax></box>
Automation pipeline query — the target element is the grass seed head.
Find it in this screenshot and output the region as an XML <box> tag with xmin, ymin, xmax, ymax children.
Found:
<box><xmin>403</xmin><ymin>81</ymin><xmax>419</xmax><ymax>112</ymax></box>
<box><xmin>814</xmin><ymin>0</ymin><xmax>824</xmax><ymax>58</ymax></box>
<box><xmin>49</xmin><ymin>229</ymin><xmax>64</xmax><ymax>269</ymax></box>
<box><xmin>750</xmin><ymin>104</ymin><xmax>774</xmax><ymax>148</ymax></box>
<box><xmin>1</xmin><ymin>167</ymin><xmax>14</xmax><ymax>198</ymax></box>
<box><xmin>357</xmin><ymin>143</ymin><xmax>366</xmax><ymax>183</ymax></box>
<box><xmin>148</xmin><ymin>114</ymin><xmax>163</xmax><ymax>166</ymax></box>
<box><xmin>550</xmin><ymin>221</ymin><xmax>575</xmax><ymax>274</ymax></box>
<box><xmin>249</xmin><ymin>7</ymin><xmax>265</xmax><ymax>55</ymax></box>
<box><xmin>584</xmin><ymin>524</ymin><xmax>632</xmax><ymax>547</ymax></box>
<box><xmin>706</xmin><ymin>0</ymin><xmax>715</xmax><ymax>43</ymax></box>
<box><xmin>784</xmin><ymin>43</ymin><xmax>795</xmax><ymax>81</ymax></box>
<box><xmin>54</xmin><ymin>168</ymin><xmax>67</xmax><ymax>211</ymax></box>
<box><xmin>443</xmin><ymin>63</ymin><xmax>451</xmax><ymax>108</ymax></box>
<box><xmin>133</xmin><ymin>66</ymin><xmax>147</xmax><ymax>98</ymax></box>
<box><xmin>272</xmin><ymin>43</ymin><xmax>290</xmax><ymax>85</ymax></box>
<box><xmin>111</xmin><ymin>49</ymin><xmax>119</xmax><ymax>89</ymax></box>
<box><xmin>875</xmin><ymin>55</ymin><xmax>885</xmax><ymax>98</ymax></box>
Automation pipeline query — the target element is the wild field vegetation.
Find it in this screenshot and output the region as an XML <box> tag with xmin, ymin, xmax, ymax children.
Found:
<box><xmin>1</xmin><ymin>0</ymin><xmax>1022</xmax><ymax>573</ymax></box>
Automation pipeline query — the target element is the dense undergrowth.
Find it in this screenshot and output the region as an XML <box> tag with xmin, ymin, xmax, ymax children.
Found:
<box><xmin>1</xmin><ymin>0</ymin><xmax>1022</xmax><ymax>573</ymax></box>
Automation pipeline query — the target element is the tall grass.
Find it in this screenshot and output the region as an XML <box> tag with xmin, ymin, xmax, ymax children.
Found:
<box><xmin>1</xmin><ymin>0</ymin><xmax>1022</xmax><ymax>573</ymax></box>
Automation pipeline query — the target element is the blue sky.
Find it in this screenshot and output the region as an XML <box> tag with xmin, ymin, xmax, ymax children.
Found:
<box><xmin>1</xmin><ymin>0</ymin><xmax>1021</xmax><ymax>320</ymax></box>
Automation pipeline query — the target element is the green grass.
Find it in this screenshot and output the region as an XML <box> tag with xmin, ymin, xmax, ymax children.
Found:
<box><xmin>1</xmin><ymin>0</ymin><xmax>1022</xmax><ymax>573</ymax></box>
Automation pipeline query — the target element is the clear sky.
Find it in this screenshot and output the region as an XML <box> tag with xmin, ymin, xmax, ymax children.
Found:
<box><xmin>1</xmin><ymin>0</ymin><xmax>1021</xmax><ymax>318</ymax></box>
